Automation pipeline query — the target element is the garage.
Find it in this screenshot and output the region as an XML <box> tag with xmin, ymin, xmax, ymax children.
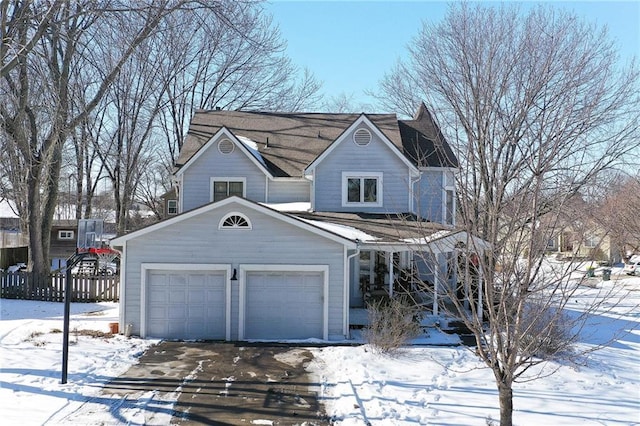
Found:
<box><xmin>241</xmin><ymin>266</ymin><xmax>328</xmax><ymax>340</ymax></box>
<box><xmin>144</xmin><ymin>267</ymin><xmax>229</xmax><ymax>340</ymax></box>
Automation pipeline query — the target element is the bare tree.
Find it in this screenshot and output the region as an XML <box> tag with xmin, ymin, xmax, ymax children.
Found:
<box><xmin>594</xmin><ymin>173</ymin><xmax>640</xmax><ymax>260</ymax></box>
<box><xmin>156</xmin><ymin>5</ymin><xmax>321</xmax><ymax>166</ymax></box>
<box><xmin>0</xmin><ymin>0</ymin><xmax>63</xmax><ymax>78</ymax></box>
<box><xmin>0</xmin><ymin>0</ymin><xmax>195</xmax><ymax>274</ymax></box>
<box><xmin>377</xmin><ymin>4</ymin><xmax>640</xmax><ymax>425</ymax></box>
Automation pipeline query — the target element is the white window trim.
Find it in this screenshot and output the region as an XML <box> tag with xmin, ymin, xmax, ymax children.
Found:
<box><xmin>218</xmin><ymin>212</ymin><xmax>252</xmax><ymax>230</ymax></box>
<box><xmin>210</xmin><ymin>177</ymin><xmax>247</xmax><ymax>202</ymax></box>
<box><xmin>443</xmin><ymin>170</ymin><xmax>456</xmax><ymax>226</ymax></box>
<box><xmin>167</xmin><ymin>199</ymin><xmax>178</xmax><ymax>215</ymax></box>
<box><xmin>341</xmin><ymin>172</ymin><xmax>383</xmax><ymax>207</ymax></box>
<box><xmin>58</xmin><ymin>230</ymin><xmax>75</xmax><ymax>240</ymax></box>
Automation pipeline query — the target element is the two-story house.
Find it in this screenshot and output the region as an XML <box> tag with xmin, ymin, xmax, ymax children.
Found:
<box><xmin>111</xmin><ymin>104</ymin><xmax>485</xmax><ymax>341</ymax></box>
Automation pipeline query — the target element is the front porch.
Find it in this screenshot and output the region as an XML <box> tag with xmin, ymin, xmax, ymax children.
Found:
<box><xmin>347</xmin><ymin>246</ymin><xmax>486</xmax><ymax>333</ymax></box>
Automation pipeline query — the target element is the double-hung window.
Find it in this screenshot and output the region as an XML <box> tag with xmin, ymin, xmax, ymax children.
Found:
<box><xmin>342</xmin><ymin>172</ymin><xmax>383</xmax><ymax>207</ymax></box>
<box><xmin>210</xmin><ymin>178</ymin><xmax>245</xmax><ymax>202</ymax></box>
<box><xmin>167</xmin><ymin>199</ymin><xmax>178</xmax><ymax>215</ymax></box>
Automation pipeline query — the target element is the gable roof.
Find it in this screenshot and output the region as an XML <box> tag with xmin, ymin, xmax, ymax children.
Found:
<box><xmin>176</xmin><ymin>106</ymin><xmax>458</xmax><ymax>178</ymax></box>
<box><xmin>304</xmin><ymin>114</ymin><xmax>419</xmax><ymax>175</ymax></box>
<box><xmin>175</xmin><ymin>127</ymin><xmax>273</xmax><ymax>178</ymax></box>
<box><xmin>109</xmin><ymin>196</ymin><xmax>357</xmax><ymax>249</ymax></box>
<box><xmin>399</xmin><ymin>103</ymin><xmax>459</xmax><ymax>168</ymax></box>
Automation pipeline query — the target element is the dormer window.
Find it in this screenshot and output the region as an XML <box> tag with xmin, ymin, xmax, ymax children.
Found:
<box><xmin>219</xmin><ymin>213</ymin><xmax>251</xmax><ymax>230</ymax></box>
<box><xmin>342</xmin><ymin>172</ymin><xmax>383</xmax><ymax>207</ymax></box>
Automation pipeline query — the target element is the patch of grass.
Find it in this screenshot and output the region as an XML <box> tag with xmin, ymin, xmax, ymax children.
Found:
<box><xmin>50</xmin><ymin>328</ymin><xmax>62</xmax><ymax>333</ymax></box>
<box><xmin>76</xmin><ymin>329</ymin><xmax>114</xmax><ymax>339</ymax></box>
<box><xmin>24</xmin><ymin>331</ymin><xmax>46</xmax><ymax>347</ymax></box>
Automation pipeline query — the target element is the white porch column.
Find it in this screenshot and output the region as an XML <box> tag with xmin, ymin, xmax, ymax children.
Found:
<box><xmin>433</xmin><ymin>254</ymin><xmax>440</xmax><ymax>316</ymax></box>
<box><xmin>388</xmin><ymin>251</ymin><xmax>394</xmax><ymax>297</ymax></box>
<box><xmin>477</xmin><ymin>264</ymin><xmax>484</xmax><ymax>322</ymax></box>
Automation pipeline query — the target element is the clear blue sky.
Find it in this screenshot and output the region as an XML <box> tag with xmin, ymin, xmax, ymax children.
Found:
<box><xmin>266</xmin><ymin>0</ymin><xmax>640</xmax><ymax>111</ymax></box>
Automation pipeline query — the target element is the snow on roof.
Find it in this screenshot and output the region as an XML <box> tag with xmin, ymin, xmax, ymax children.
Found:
<box><xmin>262</xmin><ymin>201</ymin><xmax>375</xmax><ymax>241</ymax></box>
<box><xmin>404</xmin><ymin>229</ymin><xmax>491</xmax><ymax>250</ymax></box>
<box><xmin>402</xmin><ymin>230</ymin><xmax>453</xmax><ymax>245</ymax></box>
<box><xmin>262</xmin><ymin>202</ymin><xmax>312</xmax><ymax>212</ymax></box>
<box><xmin>237</xmin><ymin>135</ymin><xmax>267</xmax><ymax>168</ymax></box>
<box><xmin>0</xmin><ymin>199</ymin><xmax>19</xmax><ymax>218</ymax></box>
<box><xmin>298</xmin><ymin>217</ymin><xmax>378</xmax><ymax>242</ymax></box>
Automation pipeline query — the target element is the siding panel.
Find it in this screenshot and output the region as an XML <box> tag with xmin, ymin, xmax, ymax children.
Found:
<box><xmin>313</xmin><ymin>127</ymin><xmax>411</xmax><ymax>213</ymax></box>
<box><xmin>180</xmin><ymin>138</ymin><xmax>267</xmax><ymax>211</ymax></box>
<box><xmin>122</xmin><ymin>203</ymin><xmax>345</xmax><ymax>340</ymax></box>
<box><xmin>416</xmin><ymin>170</ymin><xmax>444</xmax><ymax>222</ymax></box>
<box><xmin>267</xmin><ymin>180</ymin><xmax>310</xmax><ymax>203</ymax></box>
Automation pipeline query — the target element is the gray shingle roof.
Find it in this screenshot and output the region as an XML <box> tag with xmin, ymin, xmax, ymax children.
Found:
<box><xmin>177</xmin><ymin>106</ymin><xmax>457</xmax><ymax>177</ymax></box>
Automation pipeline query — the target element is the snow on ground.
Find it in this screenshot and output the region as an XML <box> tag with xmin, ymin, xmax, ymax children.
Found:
<box><xmin>0</xmin><ymin>300</ymin><xmax>159</xmax><ymax>425</ymax></box>
<box><xmin>308</xmin><ymin>268</ymin><xmax>640</xmax><ymax>425</ymax></box>
<box><xmin>1</xmin><ymin>266</ymin><xmax>639</xmax><ymax>425</ymax></box>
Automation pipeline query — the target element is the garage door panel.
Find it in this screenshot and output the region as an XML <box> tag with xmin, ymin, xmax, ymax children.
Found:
<box><xmin>245</xmin><ymin>270</ymin><xmax>323</xmax><ymax>340</ymax></box>
<box><xmin>146</xmin><ymin>269</ymin><xmax>226</xmax><ymax>340</ymax></box>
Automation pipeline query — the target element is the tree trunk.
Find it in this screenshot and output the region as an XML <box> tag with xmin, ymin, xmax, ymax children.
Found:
<box><xmin>27</xmin><ymin>172</ymin><xmax>47</xmax><ymax>275</ymax></box>
<box><xmin>498</xmin><ymin>384</ymin><xmax>513</xmax><ymax>426</ymax></box>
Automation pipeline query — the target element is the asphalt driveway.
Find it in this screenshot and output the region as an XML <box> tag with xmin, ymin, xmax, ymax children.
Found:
<box><xmin>102</xmin><ymin>341</ymin><xmax>329</xmax><ymax>425</ymax></box>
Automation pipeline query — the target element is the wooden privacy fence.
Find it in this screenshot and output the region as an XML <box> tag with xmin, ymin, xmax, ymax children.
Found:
<box><xmin>0</xmin><ymin>272</ymin><xmax>119</xmax><ymax>302</ymax></box>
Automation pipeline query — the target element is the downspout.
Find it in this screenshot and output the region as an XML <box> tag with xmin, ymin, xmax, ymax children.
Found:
<box><xmin>409</xmin><ymin>170</ymin><xmax>421</xmax><ymax>215</ymax></box>
<box><xmin>388</xmin><ymin>251</ymin><xmax>394</xmax><ymax>298</ymax></box>
<box><xmin>344</xmin><ymin>240</ymin><xmax>361</xmax><ymax>338</ymax></box>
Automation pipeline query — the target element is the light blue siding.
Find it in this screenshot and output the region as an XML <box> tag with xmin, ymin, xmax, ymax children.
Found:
<box><xmin>415</xmin><ymin>170</ymin><xmax>444</xmax><ymax>222</ymax></box>
<box><xmin>121</xmin><ymin>202</ymin><xmax>346</xmax><ymax>340</ymax></box>
<box><xmin>313</xmin><ymin>128</ymin><xmax>412</xmax><ymax>213</ymax></box>
<box><xmin>267</xmin><ymin>179</ymin><xmax>310</xmax><ymax>203</ymax></box>
<box><xmin>180</xmin><ymin>139</ymin><xmax>267</xmax><ymax>211</ymax></box>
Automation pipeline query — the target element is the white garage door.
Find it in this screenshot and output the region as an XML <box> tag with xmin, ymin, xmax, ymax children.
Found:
<box><xmin>245</xmin><ymin>270</ymin><xmax>324</xmax><ymax>340</ymax></box>
<box><xmin>146</xmin><ymin>270</ymin><xmax>226</xmax><ymax>340</ymax></box>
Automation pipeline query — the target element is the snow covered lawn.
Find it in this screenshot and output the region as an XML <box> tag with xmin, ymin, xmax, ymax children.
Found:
<box><xmin>308</xmin><ymin>272</ymin><xmax>640</xmax><ymax>425</ymax></box>
<box><xmin>0</xmin><ymin>300</ymin><xmax>158</xmax><ymax>425</ymax></box>
<box><xmin>1</xmin><ymin>270</ymin><xmax>639</xmax><ymax>425</ymax></box>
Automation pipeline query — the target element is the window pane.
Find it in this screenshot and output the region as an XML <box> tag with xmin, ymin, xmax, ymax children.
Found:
<box><xmin>348</xmin><ymin>178</ymin><xmax>361</xmax><ymax>202</ymax></box>
<box><xmin>167</xmin><ymin>200</ymin><xmax>177</xmax><ymax>215</ymax></box>
<box><xmin>228</xmin><ymin>181</ymin><xmax>243</xmax><ymax>197</ymax></box>
<box><xmin>213</xmin><ymin>181</ymin><xmax>228</xmax><ymax>202</ymax></box>
<box><xmin>363</xmin><ymin>178</ymin><xmax>377</xmax><ymax>202</ymax></box>
<box><xmin>446</xmin><ymin>190</ymin><xmax>454</xmax><ymax>225</ymax></box>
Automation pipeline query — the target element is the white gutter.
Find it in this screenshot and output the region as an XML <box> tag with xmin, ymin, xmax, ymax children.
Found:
<box><xmin>343</xmin><ymin>240</ymin><xmax>361</xmax><ymax>338</ymax></box>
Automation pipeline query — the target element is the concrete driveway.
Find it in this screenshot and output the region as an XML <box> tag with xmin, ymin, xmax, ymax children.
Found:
<box><xmin>102</xmin><ymin>341</ymin><xmax>329</xmax><ymax>425</ymax></box>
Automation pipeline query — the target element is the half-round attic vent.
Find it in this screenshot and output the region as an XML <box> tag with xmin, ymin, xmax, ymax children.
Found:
<box><xmin>218</xmin><ymin>138</ymin><xmax>234</xmax><ymax>154</ymax></box>
<box><xmin>353</xmin><ymin>128</ymin><xmax>372</xmax><ymax>146</ymax></box>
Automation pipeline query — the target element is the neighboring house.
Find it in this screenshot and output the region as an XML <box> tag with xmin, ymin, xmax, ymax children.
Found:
<box><xmin>111</xmin><ymin>104</ymin><xmax>487</xmax><ymax>341</ymax></box>
<box><xmin>0</xmin><ymin>200</ymin><xmax>26</xmax><ymax>250</ymax></box>
<box><xmin>160</xmin><ymin>188</ymin><xmax>179</xmax><ymax>218</ymax></box>
<box><xmin>546</xmin><ymin>224</ymin><xmax>619</xmax><ymax>263</ymax></box>
<box><xmin>50</xmin><ymin>222</ymin><xmax>79</xmax><ymax>271</ymax></box>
